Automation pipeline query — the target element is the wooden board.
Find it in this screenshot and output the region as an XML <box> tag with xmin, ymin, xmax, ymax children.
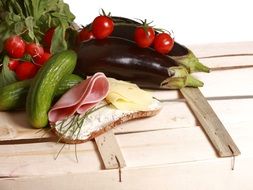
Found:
<box><xmin>0</xmin><ymin>42</ymin><xmax>253</xmax><ymax>189</ymax></box>
<box><xmin>181</xmin><ymin>88</ymin><xmax>240</xmax><ymax>157</ymax></box>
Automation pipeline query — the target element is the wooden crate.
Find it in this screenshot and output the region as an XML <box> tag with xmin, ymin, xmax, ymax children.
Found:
<box><xmin>1</xmin><ymin>42</ymin><xmax>253</xmax><ymax>190</ymax></box>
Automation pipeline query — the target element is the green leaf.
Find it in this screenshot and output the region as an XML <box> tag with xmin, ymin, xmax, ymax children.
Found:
<box><xmin>50</xmin><ymin>25</ymin><xmax>67</xmax><ymax>54</ymax></box>
<box><xmin>25</xmin><ymin>16</ymin><xmax>36</xmax><ymax>42</ymax></box>
<box><xmin>14</xmin><ymin>21</ymin><xmax>25</xmax><ymax>34</ymax></box>
<box><xmin>0</xmin><ymin>56</ymin><xmax>17</xmax><ymax>88</ymax></box>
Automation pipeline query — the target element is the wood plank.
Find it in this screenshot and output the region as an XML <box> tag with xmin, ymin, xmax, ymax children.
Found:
<box><xmin>1</xmin><ymin>98</ymin><xmax>253</xmax><ymax>141</ymax></box>
<box><xmin>200</xmin><ymin>55</ymin><xmax>253</xmax><ymax>69</ymax></box>
<box><xmin>0</xmin><ymin>123</ymin><xmax>252</xmax><ymax>177</ymax></box>
<box><xmin>1</xmin><ymin>156</ymin><xmax>253</xmax><ymax>190</ymax></box>
<box><xmin>95</xmin><ymin>130</ymin><xmax>126</xmax><ymax>169</ymax></box>
<box><xmin>154</xmin><ymin>67</ymin><xmax>253</xmax><ymax>100</ymax></box>
<box><xmin>181</xmin><ymin>88</ymin><xmax>240</xmax><ymax>157</ymax></box>
<box><xmin>189</xmin><ymin>41</ymin><xmax>253</xmax><ymax>58</ymax></box>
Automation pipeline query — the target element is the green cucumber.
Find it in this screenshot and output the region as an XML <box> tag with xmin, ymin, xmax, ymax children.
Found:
<box><xmin>55</xmin><ymin>74</ymin><xmax>83</xmax><ymax>97</ymax></box>
<box><xmin>0</xmin><ymin>74</ymin><xmax>82</xmax><ymax>111</ymax></box>
<box><xmin>0</xmin><ymin>80</ymin><xmax>31</xmax><ymax>111</ymax></box>
<box><xmin>26</xmin><ymin>50</ymin><xmax>77</xmax><ymax>128</ymax></box>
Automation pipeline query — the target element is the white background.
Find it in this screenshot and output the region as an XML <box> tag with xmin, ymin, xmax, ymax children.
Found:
<box><xmin>65</xmin><ymin>0</ymin><xmax>253</xmax><ymax>45</ymax></box>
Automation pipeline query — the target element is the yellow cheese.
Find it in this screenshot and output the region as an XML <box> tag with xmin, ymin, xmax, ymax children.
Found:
<box><xmin>106</xmin><ymin>78</ymin><xmax>153</xmax><ymax>111</ymax></box>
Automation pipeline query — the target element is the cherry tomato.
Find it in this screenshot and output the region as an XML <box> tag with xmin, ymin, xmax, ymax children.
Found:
<box><xmin>92</xmin><ymin>16</ymin><xmax>114</xmax><ymax>39</ymax></box>
<box><xmin>26</xmin><ymin>43</ymin><xmax>44</xmax><ymax>59</ymax></box>
<box><xmin>78</xmin><ymin>28</ymin><xmax>94</xmax><ymax>42</ymax></box>
<box><xmin>8</xmin><ymin>59</ymin><xmax>20</xmax><ymax>71</ymax></box>
<box><xmin>4</xmin><ymin>36</ymin><xmax>26</xmax><ymax>58</ymax></box>
<box><xmin>134</xmin><ymin>27</ymin><xmax>155</xmax><ymax>48</ymax></box>
<box><xmin>15</xmin><ymin>61</ymin><xmax>38</xmax><ymax>80</ymax></box>
<box><xmin>153</xmin><ymin>33</ymin><xmax>174</xmax><ymax>54</ymax></box>
<box><xmin>35</xmin><ymin>52</ymin><xmax>51</xmax><ymax>66</ymax></box>
<box><xmin>43</xmin><ymin>28</ymin><xmax>55</xmax><ymax>49</ymax></box>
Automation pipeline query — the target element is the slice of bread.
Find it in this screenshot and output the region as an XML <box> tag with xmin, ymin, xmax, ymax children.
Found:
<box><xmin>51</xmin><ymin>99</ymin><xmax>162</xmax><ymax>144</ymax></box>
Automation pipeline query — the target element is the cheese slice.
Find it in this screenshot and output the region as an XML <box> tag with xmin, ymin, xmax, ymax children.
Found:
<box><xmin>106</xmin><ymin>78</ymin><xmax>153</xmax><ymax>111</ymax></box>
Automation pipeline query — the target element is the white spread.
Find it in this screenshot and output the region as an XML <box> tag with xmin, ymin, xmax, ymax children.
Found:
<box><xmin>53</xmin><ymin>99</ymin><xmax>161</xmax><ymax>141</ymax></box>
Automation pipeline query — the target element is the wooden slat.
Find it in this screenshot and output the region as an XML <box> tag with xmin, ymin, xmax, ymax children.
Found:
<box><xmin>0</xmin><ymin>42</ymin><xmax>253</xmax><ymax>189</ymax></box>
<box><xmin>0</xmin><ymin>123</ymin><xmax>252</xmax><ymax>177</ymax></box>
<box><xmin>1</xmin><ymin>156</ymin><xmax>253</xmax><ymax>190</ymax></box>
<box><xmin>1</xmin><ymin>98</ymin><xmax>253</xmax><ymax>141</ymax></box>
<box><xmin>95</xmin><ymin>130</ymin><xmax>126</xmax><ymax>169</ymax></box>
<box><xmin>181</xmin><ymin>88</ymin><xmax>240</xmax><ymax>157</ymax></box>
<box><xmin>189</xmin><ymin>41</ymin><xmax>253</xmax><ymax>58</ymax></box>
<box><xmin>1</xmin><ymin>155</ymin><xmax>253</xmax><ymax>190</ymax></box>
<box><xmin>154</xmin><ymin>67</ymin><xmax>253</xmax><ymax>100</ymax></box>
<box><xmin>200</xmin><ymin>55</ymin><xmax>253</xmax><ymax>69</ymax></box>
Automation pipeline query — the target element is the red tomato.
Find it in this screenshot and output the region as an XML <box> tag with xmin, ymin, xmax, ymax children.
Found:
<box><xmin>15</xmin><ymin>61</ymin><xmax>38</xmax><ymax>80</ymax></box>
<box><xmin>153</xmin><ymin>33</ymin><xmax>174</xmax><ymax>54</ymax></box>
<box><xmin>43</xmin><ymin>28</ymin><xmax>55</xmax><ymax>49</ymax></box>
<box><xmin>92</xmin><ymin>16</ymin><xmax>114</xmax><ymax>39</ymax></box>
<box><xmin>134</xmin><ymin>27</ymin><xmax>155</xmax><ymax>48</ymax></box>
<box><xmin>26</xmin><ymin>43</ymin><xmax>44</xmax><ymax>59</ymax></box>
<box><xmin>78</xmin><ymin>28</ymin><xmax>94</xmax><ymax>42</ymax></box>
<box><xmin>4</xmin><ymin>36</ymin><xmax>26</xmax><ymax>58</ymax></box>
<box><xmin>8</xmin><ymin>59</ymin><xmax>20</xmax><ymax>71</ymax></box>
<box><xmin>35</xmin><ymin>52</ymin><xmax>51</xmax><ymax>66</ymax></box>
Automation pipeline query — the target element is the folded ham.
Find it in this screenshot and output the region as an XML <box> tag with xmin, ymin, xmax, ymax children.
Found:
<box><xmin>48</xmin><ymin>72</ymin><xmax>109</xmax><ymax>123</ymax></box>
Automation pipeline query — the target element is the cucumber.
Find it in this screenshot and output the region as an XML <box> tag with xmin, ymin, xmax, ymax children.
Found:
<box><xmin>55</xmin><ymin>74</ymin><xmax>83</xmax><ymax>97</ymax></box>
<box><xmin>0</xmin><ymin>80</ymin><xmax>31</xmax><ymax>111</ymax></box>
<box><xmin>0</xmin><ymin>74</ymin><xmax>82</xmax><ymax>111</ymax></box>
<box><xmin>26</xmin><ymin>50</ymin><xmax>77</xmax><ymax>128</ymax></box>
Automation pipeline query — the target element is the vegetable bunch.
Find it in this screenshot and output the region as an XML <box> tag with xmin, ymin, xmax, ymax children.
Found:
<box><xmin>0</xmin><ymin>0</ymin><xmax>75</xmax><ymax>53</ymax></box>
<box><xmin>0</xmin><ymin>0</ymin><xmax>76</xmax><ymax>87</ymax></box>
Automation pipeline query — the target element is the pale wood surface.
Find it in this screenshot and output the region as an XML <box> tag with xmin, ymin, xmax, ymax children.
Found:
<box><xmin>0</xmin><ymin>42</ymin><xmax>253</xmax><ymax>189</ymax></box>
<box><xmin>1</xmin><ymin>98</ymin><xmax>252</xmax><ymax>140</ymax></box>
<box><xmin>189</xmin><ymin>41</ymin><xmax>253</xmax><ymax>58</ymax></box>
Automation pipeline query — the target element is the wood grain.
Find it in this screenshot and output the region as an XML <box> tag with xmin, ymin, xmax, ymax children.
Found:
<box><xmin>189</xmin><ymin>41</ymin><xmax>253</xmax><ymax>58</ymax></box>
<box><xmin>95</xmin><ymin>130</ymin><xmax>126</xmax><ymax>169</ymax></box>
<box><xmin>181</xmin><ymin>88</ymin><xmax>240</xmax><ymax>157</ymax></box>
<box><xmin>1</xmin><ymin>124</ymin><xmax>252</xmax><ymax>177</ymax></box>
<box><xmin>1</xmin><ymin>98</ymin><xmax>252</xmax><ymax>141</ymax></box>
<box><xmin>1</xmin><ymin>156</ymin><xmax>253</xmax><ymax>190</ymax></box>
<box><xmin>154</xmin><ymin>67</ymin><xmax>253</xmax><ymax>100</ymax></box>
<box><xmin>0</xmin><ymin>42</ymin><xmax>253</xmax><ymax>189</ymax></box>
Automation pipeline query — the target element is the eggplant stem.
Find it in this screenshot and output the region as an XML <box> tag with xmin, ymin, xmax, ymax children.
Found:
<box><xmin>186</xmin><ymin>75</ymin><xmax>204</xmax><ymax>87</ymax></box>
<box><xmin>160</xmin><ymin>66</ymin><xmax>203</xmax><ymax>89</ymax></box>
<box><xmin>173</xmin><ymin>51</ymin><xmax>210</xmax><ymax>73</ymax></box>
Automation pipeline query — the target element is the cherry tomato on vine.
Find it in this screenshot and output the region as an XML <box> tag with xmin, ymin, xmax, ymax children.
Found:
<box><xmin>92</xmin><ymin>16</ymin><xmax>114</xmax><ymax>39</ymax></box>
<box><xmin>26</xmin><ymin>43</ymin><xmax>44</xmax><ymax>59</ymax></box>
<box><xmin>35</xmin><ymin>52</ymin><xmax>51</xmax><ymax>66</ymax></box>
<box><xmin>78</xmin><ymin>27</ymin><xmax>94</xmax><ymax>42</ymax></box>
<box><xmin>43</xmin><ymin>28</ymin><xmax>55</xmax><ymax>49</ymax></box>
<box><xmin>8</xmin><ymin>59</ymin><xmax>20</xmax><ymax>71</ymax></box>
<box><xmin>153</xmin><ymin>33</ymin><xmax>174</xmax><ymax>54</ymax></box>
<box><xmin>134</xmin><ymin>27</ymin><xmax>155</xmax><ymax>48</ymax></box>
<box><xmin>15</xmin><ymin>61</ymin><xmax>38</xmax><ymax>80</ymax></box>
<box><xmin>4</xmin><ymin>36</ymin><xmax>26</xmax><ymax>58</ymax></box>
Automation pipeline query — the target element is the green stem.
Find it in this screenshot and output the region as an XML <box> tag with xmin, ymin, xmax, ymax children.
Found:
<box><xmin>186</xmin><ymin>75</ymin><xmax>204</xmax><ymax>87</ymax></box>
<box><xmin>160</xmin><ymin>66</ymin><xmax>204</xmax><ymax>89</ymax></box>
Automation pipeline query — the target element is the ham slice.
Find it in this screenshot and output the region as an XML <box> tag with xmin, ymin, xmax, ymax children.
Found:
<box><xmin>48</xmin><ymin>72</ymin><xmax>109</xmax><ymax>123</ymax></box>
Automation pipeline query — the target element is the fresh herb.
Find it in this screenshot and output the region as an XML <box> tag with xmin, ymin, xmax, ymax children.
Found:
<box><xmin>0</xmin><ymin>0</ymin><xmax>75</xmax><ymax>52</ymax></box>
<box><xmin>54</xmin><ymin>102</ymin><xmax>110</xmax><ymax>141</ymax></box>
<box><xmin>0</xmin><ymin>56</ymin><xmax>17</xmax><ymax>88</ymax></box>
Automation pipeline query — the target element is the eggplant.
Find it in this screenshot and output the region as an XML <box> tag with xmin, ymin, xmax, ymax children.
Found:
<box><xmin>75</xmin><ymin>37</ymin><xmax>203</xmax><ymax>89</ymax></box>
<box><xmin>110</xmin><ymin>16</ymin><xmax>210</xmax><ymax>73</ymax></box>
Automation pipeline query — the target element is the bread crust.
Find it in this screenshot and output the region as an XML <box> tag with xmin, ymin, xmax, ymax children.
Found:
<box><xmin>52</xmin><ymin>108</ymin><xmax>161</xmax><ymax>144</ymax></box>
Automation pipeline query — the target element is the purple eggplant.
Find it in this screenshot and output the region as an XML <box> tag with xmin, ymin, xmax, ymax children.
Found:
<box><xmin>111</xmin><ymin>16</ymin><xmax>210</xmax><ymax>73</ymax></box>
<box><xmin>75</xmin><ymin>37</ymin><xmax>203</xmax><ymax>89</ymax></box>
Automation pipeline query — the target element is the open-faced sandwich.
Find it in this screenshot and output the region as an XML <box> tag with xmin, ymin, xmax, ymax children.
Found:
<box><xmin>49</xmin><ymin>73</ymin><xmax>162</xmax><ymax>143</ymax></box>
